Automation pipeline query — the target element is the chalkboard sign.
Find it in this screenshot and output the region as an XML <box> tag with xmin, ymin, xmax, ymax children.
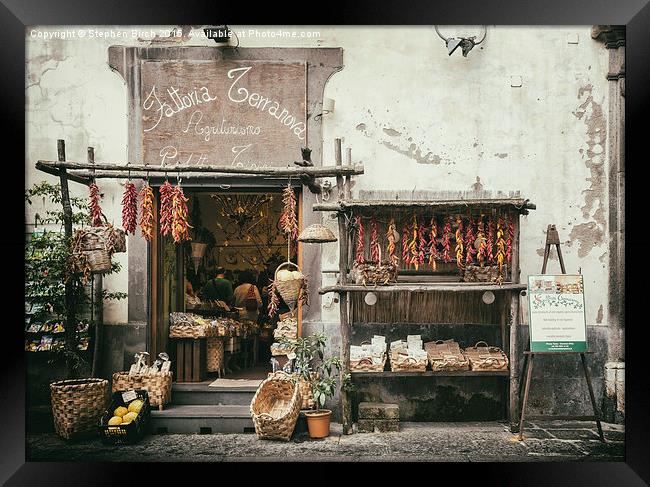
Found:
<box><xmin>141</xmin><ymin>60</ymin><xmax>307</xmax><ymax>168</ymax></box>
<box><xmin>527</xmin><ymin>274</ymin><xmax>587</xmax><ymax>352</ymax></box>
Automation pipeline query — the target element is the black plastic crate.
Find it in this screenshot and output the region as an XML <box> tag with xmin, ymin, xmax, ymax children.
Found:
<box><xmin>98</xmin><ymin>389</ymin><xmax>151</xmax><ymax>445</ymax></box>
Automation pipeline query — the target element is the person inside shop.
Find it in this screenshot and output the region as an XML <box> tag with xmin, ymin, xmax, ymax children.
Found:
<box><xmin>185</xmin><ymin>278</ymin><xmax>201</xmax><ymax>308</ymax></box>
<box><xmin>200</xmin><ymin>266</ymin><xmax>234</xmax><ymax>307</ymax></box>
<box><xmin>233</xmin><ymin>270</ymin><xmax>263</xmax><ymax>322</ymax></box>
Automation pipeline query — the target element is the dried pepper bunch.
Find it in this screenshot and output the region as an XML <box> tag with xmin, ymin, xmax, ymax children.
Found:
<box><xmin>386</xmin><ymin>218</ymin><xmax>399</xmax><ymax>266</ymax></box>
<box><xmin>465</xmin><ymin>216</ymin><xmax>476</xmax><ymax>266</ymax></box>
<box><xmin>506</xmin><ymin>214</ymin><xmax>514</xmax><ymax>264</ymax></box>
<box><xmin>410</xmin><ymin>214</ymin><xmax>419</xmax><ymax>270</ymax></box>
<box><xmin>139</xmin><ymin>184</ymin><xmax>155</xmax><ymax>241</ymax></box>
<box><xmin>476</xmin><ymin>217</ymin><xmax>487</xmax><ymax>266</ymax></box>
<box><xmin>402</xmin><ymin>222</ymin><xmax>410</xmax><ymax>267</ymax></box>
<box><xmin>171</xmin><ymin>184</ymin><xmax>192</xmax><ymax>243</ymax></box>
<box><xmin>496</xmin><ymin>216</ymin><xmax>506</xmax><ymax>281</ymax></box>
<box><xmin>428</xmin><ymin>217</ymin><xmax>438</xmax><ymax>271</ymax></box>
<box><xmin>455</xmin><ymin>216</ymin><xmax>464</xmax><ymax>271</ymax></box>
<box><xmin>370</xmin><ymin>216</ymin><xmax>380</xmax><ymax>263</ymax></box>
<box><xmin>89</xmin><ymin>182</ymin><xmax>103</xmax><ymax>226</ymax></box>
<box><xmin>279</xmin><ymin>184</ymin><xmax>299</xmax><ymax>255</ymax></box>
<box><xmin>355</xmin><ymin>216</ymin><xmax>365</xmax><ymax>265</ymax></box>
<box><xmin>121</xmin><ymin>181</ymin><xmax>138</xmax><ymax>235</ymax></box>
<box><xmin>159</xmin><ymin>181</ymin><xmax>175</xmax><ymax>237</ymax></box>
<box><xmin>486</xmin><ymin>217</ymin><xmax>495</xmax><ymax>264</ymax></box>
<box><xmin>418</xmin><ymin>221</ymin><xmax>426</xmax><ymax>268</ymax></box>
<box><xmin>441</xmin><ymin>216</ymin><xmax>452</xmax><ymax>263</ymax></box>
<box><xmin>268</xmin><ymin>280</ymin><xmax>280</xmax><ymax>318</ymax></box>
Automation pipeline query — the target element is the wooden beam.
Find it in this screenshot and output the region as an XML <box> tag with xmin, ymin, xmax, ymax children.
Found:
<box><xmin>319</xmin><ymin>283</ymin><xmax>527</xmax><ymax>294</ymax></box>
<box><xmin>313</xmin><ymin>199</ymin><xmax>536</xmax><ymax>212</ymax></box>
<box><xmin>35</xmin><ymin>161</ymin><xmax>91</xmax><ymax>186</ymax></box>
<box><xmin>37</xmin><ymin>160</ymin><xmax>364</xmax><ymax>178</ymax></box>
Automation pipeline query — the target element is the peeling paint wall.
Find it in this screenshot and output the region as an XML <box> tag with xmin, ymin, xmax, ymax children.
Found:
<box><xmin>25</xmin><ymin>26</ymin><xmax>612</xmax><ymax>349</ymax></box>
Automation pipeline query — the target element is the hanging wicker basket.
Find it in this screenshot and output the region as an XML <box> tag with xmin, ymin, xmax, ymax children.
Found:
<box><xmin>250</xmin><ymin>372</ymin><xmax>301</xmax><ymax>441</ymax></box>
<box><xmin>71</xmin><ymin>228</ymin><xmax>113</xmax><ymax>275</ymax></box>
<box><xmin>50</xmin><ymin>378</ymin><xmax>109</xmax><ymax>440</ymax></box>
<box><xmin>298</xmin><ymin>223</ymin><xmax>337</xmax><ymax>243</ymax></box>
<box><xmin>274</xmin><ymin>261</ymin><xmax>304</xmax><ymax>311</ymax></box>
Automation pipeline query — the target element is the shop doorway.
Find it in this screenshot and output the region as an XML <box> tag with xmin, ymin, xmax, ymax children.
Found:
<box><xmin>151</xmin><ymin>185</ymin><xmax>302</xmax><ymax>382</ymax></box>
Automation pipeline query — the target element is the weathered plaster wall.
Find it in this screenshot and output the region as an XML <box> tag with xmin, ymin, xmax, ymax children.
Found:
<box><xmin>26</xmin><ymin>27</ymin><xmax>614</xmax><ymax>415</ymax></box>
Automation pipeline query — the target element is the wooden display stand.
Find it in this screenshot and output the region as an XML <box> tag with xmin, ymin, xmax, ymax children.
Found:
<box><xmin>517</xmin><ymin>224</ymin><xmax>605</xmax><ymax>442</ymax></box>
<box><xmin>173</xmin><ymin>338</ymin><xmax>207</xmax><ymax>382</ymax></box>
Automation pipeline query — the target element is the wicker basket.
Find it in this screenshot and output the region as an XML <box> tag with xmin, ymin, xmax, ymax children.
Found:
<box><xmin>464</xmin><ymin>341</ymin><xmax>509</xmax><ymax>371</ymax></box>
<box><xmin>352</xmin><ymin>261</ymin><xmax>398</xmax><ymax>286</ymax></box>
<box><xmin>272</xmin><ymin>372</ymin><xmax>316</xmax><ymax>409</ymax></box>
<box><xmin>107</xmin><ymin>226</ymin><xmax>126</xmax><ymax>253</ymax></box>
<box><xmin>207</xmin><ymin>337</ymin><xmax>225</xmax><ymax>376</ymax></box>
<box><xmin>298</xmin><ymin>223</ymin><xmax>337</xmax><ymax>243</ymax></box>
<box><xmin>250</xmin><ymin>372</ymin><xmax>301</xmax><ymax>441</ymax></box>
<box><xmin>169</xmin><ymin>324</ymin><xmax>206</xmax><ymax>339</ymax></box>
<box><xmin>274</xmin><ymin>262</ymin><xmax>304</xmax><ymax>311</ymax></box>
<box><xmin>389</xmin><ymin>351</ymin><xmax>428</xmax><ymax>372</ymax></box>
<box><xmin>463</xmin><ymin>265</ymin><xmax>505</xmax><ymax>283</ymax></box>
<box><xmin>50</xmin><ymin>378</ymin><xmax>109</xmax><ymax>439</ymax></box>
<box><xmin>425</xmin><ymin>340</ymin><xmax>470</xmax><ymax>372</ymax></box>
<box><xmin>111</xmin><ymin>372</ymin><xmax>172</xmax><ymax>410</ymax></box>
<box><xmin>350</xmin><ymin>356</ymin><xmax>387</xmax><ymax>372</ymax></box>
<box><xmin>71</xmin><ymin>229</ymin><xmax>113</xmax><ymax>275</ymax></box>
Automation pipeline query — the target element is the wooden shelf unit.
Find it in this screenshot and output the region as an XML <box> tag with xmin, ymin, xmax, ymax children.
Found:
<box><xmin>351</xmin><ymin>370</ymin><xmax>510</xmax><ymax>377</ymax></box>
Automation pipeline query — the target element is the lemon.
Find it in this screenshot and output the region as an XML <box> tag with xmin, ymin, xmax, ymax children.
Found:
<box><xmin>114</xmin><ymin>406</ymin><xmax>128</xmax><ymax>417</ymax></box>
<box><xmin>123</xmin><ymin>411</ymin><xmax>138</xmax><ymax>423</ymax></box>
<box><xmin>127</xmin><ymin>399</ymin><xmax>143</xmax><ymax>414</ymax></box>
<box><xmin>107</xmin><ymin>416</ymin><xmax>122</xmax><ymax>426</ymax></box>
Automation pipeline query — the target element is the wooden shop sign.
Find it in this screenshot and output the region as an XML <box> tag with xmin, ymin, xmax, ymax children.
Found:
<box><xmin>527</xmin><ymin>274</ymin><xmax>587</xmax><ymax>352</ymax></box>
<box><xmin>141</xmin><ymin>60</ymin><xmax>307</xmax><ymax>169</ymax></box>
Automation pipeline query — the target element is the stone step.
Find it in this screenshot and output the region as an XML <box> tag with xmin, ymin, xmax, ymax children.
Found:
<box><xmin>171</xmin><ymin>382</ymin><xmax>257</xmax><ymax>406</ymax></box>
<box><xmin>150</xmin><ymin>405</ymin><xmax>254</xmax><ymax>434</ymax></box>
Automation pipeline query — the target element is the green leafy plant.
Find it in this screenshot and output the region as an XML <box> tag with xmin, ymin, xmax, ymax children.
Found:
<box><xmin>279</xmin><ymin>332</ymin><xmax>343</xmax><ymax>412</ymax></box>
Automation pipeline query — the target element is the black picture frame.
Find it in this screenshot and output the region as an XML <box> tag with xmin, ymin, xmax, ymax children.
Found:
<box><xmin>7</xmin><ymin>0</ymin><xmax>647</xmax><ymax>484</ymax></box>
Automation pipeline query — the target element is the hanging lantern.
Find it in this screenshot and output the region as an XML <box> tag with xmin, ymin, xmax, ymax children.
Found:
<box><xmin>190</xmin><ymin>242</ymin><xmax>207</xmax><ymax>272</ymax></box>
<box><xmin>297</xmin><ymin>223</ymin><xmax>337</xmax><ymax>243</ymax></box>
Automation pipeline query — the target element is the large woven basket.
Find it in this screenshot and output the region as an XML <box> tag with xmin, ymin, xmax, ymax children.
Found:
<box><xmin>298</xmin><ymin>223</ymin><xmax>337</xmax><ymax>243</ymax></box>
<box><xmin>389</xmin><ymin>351</ymin><xmax>428</xmax><ymax>372</ymax></box>
<box><xmin>464</xmin><ymin>341</ymin><xmax>509</xmax><ymax>371</ymax></box>
<box><xmin>111</xmin><ymin>372</ymin><xmax>173</xmax><ymax>410</ymax></box>
<box><xmin>250</xmin><ymin>372</ymin><xmax>301</xmax><ymax>441</ymax></box>
<box><xmin>350</xmin><ymin>356</ymin><xmax>387</xmax><ymax>372</ymax></box>
<box><xmin>71</xmin><ymin>229</ymin><xmax>113</xmax><ymax>274</ymax></box>
<box><xmin>207</xmin><ymin>337</ymin><xmax>225</xmax><ymax>376</ymax></box>
<box><xmin>274</xmin><ymin>262</ymin><xmax>304</xmax><ymax>311</ymax></box>
<box><xmin>50</xmin><ymin>378</ymin><xmax>109</xmax><ymax>439</ymax></box>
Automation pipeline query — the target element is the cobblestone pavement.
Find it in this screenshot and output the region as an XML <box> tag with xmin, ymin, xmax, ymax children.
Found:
<box><xmin>26</xmin><ymin>421</ymin><xmax>624</xmax><ymax>462</ymax></box>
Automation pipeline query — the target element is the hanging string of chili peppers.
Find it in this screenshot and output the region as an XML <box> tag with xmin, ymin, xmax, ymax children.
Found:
<box><xmin>506</xmin><ymin>214</ymin><xmax>514</xmax><ymax>264</ymax></box>
<box><xmin>268</xmin><ymin>280</ymin><xmax>279</xmax><ymax>318</ymax></box>
<box><xmin>355</xmin><ymin>215</ymin><xmax>365</xmax><ymax>265</ymax></box>
<box><xmin>139</xmin><ymin>184</ymin><xmax>155</xmax><ymax>242</ymax></box>
<box><xmin>89</xmin><ymin>182</ymin><xmax>103</xmax><ymax>226</ymax></box>
<box><xmin>455</xmin><ymin>216</ymin><xmax>464</xmax><ymax>271</ymax></box>
<box><xmin>402</xmin><ymin>222</ymin><xmax>410</xmax><ymax>267</ymax></box>
<box><xmin>476</xmin><ymin>216</ymin><xmax>487</xmax><ymax>266</ymax></box>
<box><xmin>486</xmin><ymin>217</ymin><xmax>495</xmax><ymax>264</ymax></box>
<box><xmin>465</xmin><ymin>215</ymin><xmax>476</xmax><ymax>267</ymax></box>
<box><xmin>410</xmin><ymin>213</ymin><xmax>419</xmax><ymax>270</ymax></box>
<box><xmin>121</xmin><ymin>181</ymin><xmax>138</xmax><ymax>235</ymax></box>
<box><xmin>496</xmin><ymin>215</ymin><xmax>506</xmax><ymax>280</ymax></box>
<box><xmin>159</xmin><ymin>181</ymin><xmax>175</xmax><ymax>237</ymax></box>
<box><xmin>428</xmin><ymin>217</ymin><xmax>438</xmax><ymax>271</ymax></box>
<box><xmin>279</xmin><ymin>184</ymin><xmax>299</xmax><ymax>257</ymax></box>
<box><xmin>386</xmin><ymin>218</ymin><xmax>399</xmax><ymax>267</ymax></box>
<box><xmin>418</xmin><ymin>220</ymin><xmax>426</xmax><ymax>268</ymax></box>
<box><xmin>171</xmin><ymin>184</ymin><xmax>192</xmax><ymax>243</ymax></box>
<box><xmin>370</xmin><ymin>216</ymin><xmax>380</xmax><ymax>263</ymax></box>
<box><xmin>442</xmin><ymin>216</ymin><xmax>452</xmax><ymax>263</ymax></box>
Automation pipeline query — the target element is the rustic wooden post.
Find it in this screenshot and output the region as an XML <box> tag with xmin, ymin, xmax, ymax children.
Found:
<box><xmin>509</xmin><ymin>213</ymin><xmax>522</xmax><ymax>432</ymax></box>
<box><xmin>88</xmin><ymin>147</ymin><xmax>103</xmax><ymax>378</ymax></box>
<box><xmin>336</xmin><ymin>138</ymin><xmax>352</xmax><ymax>434</ymax></box>
<box><xmin>57</xmin><ymin>140</ymin><xmax>78</xmax><ymax>378</ymax></box>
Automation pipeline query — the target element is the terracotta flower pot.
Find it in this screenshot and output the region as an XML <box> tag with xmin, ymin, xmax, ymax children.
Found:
<box><xmin>305</xmin><ymin>409</ymin><xmax>332</xmax><ymax>438</ymax></box>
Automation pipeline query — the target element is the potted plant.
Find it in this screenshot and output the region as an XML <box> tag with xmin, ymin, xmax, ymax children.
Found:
<box><xmin>281</xmin><ymin>333</ymin><xmax>343</xmax><ymax>439</ymax></box>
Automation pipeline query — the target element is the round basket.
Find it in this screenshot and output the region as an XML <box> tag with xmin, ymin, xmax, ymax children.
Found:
<box><xmin>111</xmin><ymin>372</ymin><xmax>172</xmax><ymax>409</ymax></box>
<box><xmin>250</xmin><ymin>372</ymin><xmax>301</xmax><ymax>441</ymax></box>
<box><xmin>298</xmin><ymin>223</ymin><xmax>337</xmax><ymax>243</ymax></box>
<box><xmin>50</xmin><ymin>378</ymin><xmax>109</xmax><ymax>440</ymax></box>
<box><xmin>274</xmin><ymin>262</ymin><xmax>304</xmax><ymax>311</ymax></box>
<box><xmin>85</xmin><ymin>248</ymin><xmax>112</xmax><ymax>274</ymax></box>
